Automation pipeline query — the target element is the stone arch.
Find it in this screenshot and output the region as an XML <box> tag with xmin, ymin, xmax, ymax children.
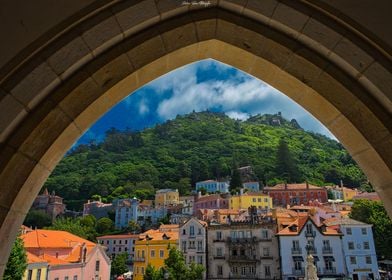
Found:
<box><xmin>0</xmin><ymin>1</ymin><xmax>391</xmax><ymax>275</ymax></box>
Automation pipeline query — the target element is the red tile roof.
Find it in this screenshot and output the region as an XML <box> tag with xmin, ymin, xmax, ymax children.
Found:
<box><xmin>265</xmin><ymin>183</ymin><xmax>323</xmax><ymax>190</ymax></box>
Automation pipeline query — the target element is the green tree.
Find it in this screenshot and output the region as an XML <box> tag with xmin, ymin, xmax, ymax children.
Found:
<box><xmin>4</xmin><ymin>236</ymin><xmax>27</xmax><ymax>280</ymax></box>
<box><xmin>24</xmin><ymin>210</ymin><xmax>52</xmax><ymax>228</ymax></box>
<box><xmin>164</xmin><ymin>247</ymin><xmax>204</xmax><ymax>280</ymax></box>
<box><xmin>127</xmin><ymin>220</ymin><xmax>141</xmax><ymax>233</ymax></box>
<box><xmin>96</xmin><ymin>217</ymin><xmax>114</xmax><ymax>234</ymax></box>
<box><xmin>111</xmin><ymin>252</ymin><xmax>129</xmax><ymax>277</ymax></box>
<box><xmin>350</xmin><ymin>199</ymin><xmax>392</xmax><ymax>259</ymax></box>
<box><xmin>144</xmin><ymin>264</ymin><xmax>163</xmax><ymax>280</ymax></box>
<box><xmin>275</xmin><ymin>138</ymin><xmax>300</xmax><ymax>183</ymax></box>
<box><xmin>230</xmin><ymin>168</ymin><xmax>242</xmax><ymax>193</ymax></box>
<box><xmin>46</xmin><ymin>217</ymin><xmax>96</xmax><ymax>241</ymax></box>
<box><xmin>327</xmin><ymin>189</ymin><xmax>334</xmax><ymax>200</ymax></box>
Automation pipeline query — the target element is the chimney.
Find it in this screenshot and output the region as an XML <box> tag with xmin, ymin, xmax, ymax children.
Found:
<box><xmin>340</xmin><ymin>180</ymin><xmax>343</xmax><ymax>188</ymax></box>
<box><xmin>197</xmin><ymin>191</ymin><xmax>202</xmax><ymax>199</ymax></box>
<box><xmin>284</xmin><ymin>183</ymin><xmax>288</xmax><ymax>190</ymax></box>
<box><xmin>306</xmin><ymin>181</ymin><xmax>309</xmax><ymax>189</ymax></box>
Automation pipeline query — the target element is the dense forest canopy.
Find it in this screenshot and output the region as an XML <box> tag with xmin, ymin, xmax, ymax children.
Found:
<box><xmin>44</xmin><ymin>111</ymin><xmax>368</xmax><ymax>210</ymax></box>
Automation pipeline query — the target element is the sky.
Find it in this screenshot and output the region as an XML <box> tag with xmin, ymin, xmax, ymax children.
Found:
<box><xmin>76</xmin><ymin>59</ymin><xmax>335</xmax><ymax>145</ymax></box>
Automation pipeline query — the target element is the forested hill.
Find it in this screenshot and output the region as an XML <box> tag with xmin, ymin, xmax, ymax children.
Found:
<box><xmin>44</xmin><ymin>111</ymin><xmax>367</xmax><ymax>210</ymax></box>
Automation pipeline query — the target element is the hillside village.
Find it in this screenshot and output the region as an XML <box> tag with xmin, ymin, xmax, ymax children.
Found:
<box><xmin>20</xmin><ymin>165</ymin><xmax>386</xmax><ymax>280</ymax></box>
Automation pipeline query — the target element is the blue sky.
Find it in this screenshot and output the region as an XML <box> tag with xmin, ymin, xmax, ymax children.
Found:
<box><xmin>77</xmin><ymin>59</ymin><xmax>335</xmax><ymax>145</ymax></box>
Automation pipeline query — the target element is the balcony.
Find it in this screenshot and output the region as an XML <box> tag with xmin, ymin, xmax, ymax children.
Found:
<box><xmin>305</xmin><ymin>231</ymin><xmax>316</xmax><ymax>237</ymax></box>
<box><xmin>322</xmin><ymin>246</ymin><xmax>333</xmax><ymax>254</ymax></box>
<box><xmin>292</xmin><ymin>268</ymin><xmax>305</xmax><ymax>276</ymax></box>
<box><xmin>323</xmin><ymin>267</ymin><xmax>337</xmax><ymax>275</ymax></box>
<box><xmin>260</xmin><ymin>255</ymin><xmax>273</xmax><ymax>260</ymax></box>
<box><xmin>229</xmin><ymin>273</ymin><xmax>257</xmax><ymax>278</ymax></box>
<box><xmin>213</xmin><ymin>255</ymin><xmax>225</xmax><ymax>260</ymax></box>
<box><xmin>291</xmin><ymin>248</ymin><xmax>302</xmax><ymax>254</ymax></box>
<box><xmin>307</xmin><ymin>247</ymin><xmax>317</xmax><ymax>254</ymax></box>
<box><xmin>228</xmin><ymin>255</ymin><xmax>258</xmax><ymax>263</ymax></box>
<box><xmin>227</xmin><ymin>237</ymin><xmax>258</xmax><ymax>244</ymax></box>
<box><xmin>133</xmin><ymin>257</ymin><xmax>145</xmax><ymax>262</ymax></box>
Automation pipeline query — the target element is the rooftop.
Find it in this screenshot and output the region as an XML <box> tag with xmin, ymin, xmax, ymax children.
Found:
<box><xmin>265</xmin><ymin>183</ymin><xmax>323</xmax><ymax>190</ymax></box>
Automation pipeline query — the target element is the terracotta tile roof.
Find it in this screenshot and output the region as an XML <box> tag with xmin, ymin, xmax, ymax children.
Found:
<box><xmin>26</xmin><ymin>252</ymin><xmax>47</xmax><ymax>264</ymax></box>
<box><xmin>324</xmin><ymin>217</ymin><xmax>367</xmax><ymax>226</ymax></box>
<box><xmin>97</xmin><ymin>234</ymin><xmax>139</xmax><ymax>239</ymax></box>
<box><xmin>277</xmin><ymin>215</ymin><xmax>341</xmax><ymax>236</ymax></box>
<box><xmin>196</xmin><ymin>194</ymin><xmax>226</xmax><ymax>202</ymax></box>
<box><xmin>352</xmin><ymin>192</ymin><xmax>380</xmax><ymax>201</ymax></box>
<box><xmin>22</xmin><ymin>229</ymin><xmax>95</xmax><ymax>249</ymax></box>
<box><xmin>138</xmin><ymin>229</ymin><xmax>179</xmax><ymax>241</ymax></box>
<box><xmin>265</xmin><ymin>183</ymin><xmax>323</xmax><ymax>190</ymax></box>
<box><xmin>216</xmin><ymin>209</ymin><xmax>241</xmax><ymax>215</ymax></box>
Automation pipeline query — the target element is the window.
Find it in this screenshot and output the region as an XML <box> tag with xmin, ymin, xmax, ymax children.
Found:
<box><xmin>119</xmin><ymin>240</ymin><xmax>122</xmax><ymax>244</ymax></box>
<box><xmin>198</xmin><ymin>228</ymin><xmax>202</xmax><ymax>235</ymax></box>
<box><xmin>37</xmin><ymin>269</ymin><xmax>42</xmax><ymax>280</ymax></box>
<box><xmin>65</xmin><ymin>277</ymin><xmax>69</xmax><ymax>280</ymax></box>
<box><xmin>141</xmin><ymin>267</ymin><xmax>144</xmax><ymax>274</ymax></box>
<box><xmin>364</xmin><ymin>241</ymin><xmax>370</xmax><ymax>249</ymax></box>
<box><xmin>151</xmin><ymin>250</ymin><xmax>155</xmax><ymax>257</ymax></box>
<box><xmin>241</xmin><ymin>267</ymin><xmax>246</xmax><ymax>276</ymax></box>
<box><xmin>119</xmin><ymin>247</ymin><xmax>122</xmax><ymax>252</ymax></box>
<box><xmin>253</xmin><ymin>198</ymin><xmax>256</xmax><ymax>202</ymax></box>
<box><xmin>197</xmin><ymin>241</ymin><xmax>203</xmax><ymax>251</ymax></box>
<box><xmin>125</xmin><ymin>247</ymin><xmax>128</xmax><ymax>251</ymax></box>
<box><xmin>306</xmin><ymin>224</ymin><xmax>313</xmax><ymax>233</ymax></box>
<box><xmin>181</xmin><ymin>241</ymin><xmax>187</xmax><ymax>252</ymax></box>
<box><xmin>262</xmin><ymin>230</ymin><xmax>269</xmax><ymax>239</ymax></box>
<box><xmin>366</xmin><ymin>256</ymin><xmax>372</xmax><ymax>264</ymax></box>
<box><xmin>217</xmin><ymin>247</ymin><xmax>223</xmax><ymax>256</ymax></box>
<box><xmin>142</xmin><ymin>250</ymin><xmax>145</xmax><ymax>258</ymax></box>
<box><xmin>189</xmin><ymin>241</ymin><xmax>195</xmax><ymax>249</ymax></box>
<box><xmin>217</xmin><ymin>265</ymin><xmax>223</xmax><ymax>276</ymax></box>
<box><xmin>55</xmin><ymin>279</ymin><xmax>59</xmax><ymax>280</ymax></box>
<box><xmin>258</xmin><ymin>198</ymin><xmax>262</xmax><ymax>202</ymax></box>
<box><xmin>113</xmin><ymin>247</ymin><xmax>116</xmax><ymax>252</ymax></box>
<box><xmin>125</xmin><ymin>240</ymin><xmax>128</xmax><ymax>244</ymax></box>
<box><xmin>350</xmin><ymin>256</ymin><xmax>356</xmax><ymax>264</ymax></box>
<box><xmin>197</xmin><ymin>256</ymin><xmax>203</xmax><ymax>264</ymax></box>
<box><xmin>160</xmin><ymin>250</ymin><xmax>164</xmax><ymax>258</ymax></box>
<box><xmin>73</xmin><ymin>276</ymin><xmax>78</xmax><ymax>280</ymax></box>
<box><xmin>292</xmin><ymin>240</ymin><xmax>300</xmax><ymax>249</ymax></box>
<box><xmin>182</xmin><ymin>229</ymin><xmax>186</xmax><ymax>235</ymax></box>
<box><xmin>346</xmin><ymin>227</ymin><xmax>352</xmax><ymax>235</ymax></box>
<box><xmin>348</xmin><ymin>242</ymin><xmax>355</xmax><ymax>250</ymax></box>
<box><xmin>232</xmin><ymin>267</ymin><xmax>238</xmax><ymax>274</ymax></box>
<box><xmin>114</xmin><ymin>240</ymin><xmax>116</xmax><ymax>244</ymax></box>
<box><xmin>323</xmin><ymin>240</ymin><xmax>330</xmax><ymax>247</ymax></box>
<box><xmin>263</xmin><ymin>247</ymin><xmax>270</xmax><ymax>256</ymax></box>
<box><xmin>27</xmin><ymin>270</ymin><xmax>33</xmax><ymax>280</ymax></box>
<box><xmin>362</xmin><ymin>228</ymin><xmax>367</xmax><ymax>235</ymax></box>
<box><xmin>190</xmin><ymin>226</ymin><xmax>195</xmax><ymax>236</ymax></box>
<box><xmin>95</xmin><ymin>260</ymin><xmax>100</xmax><ymax>271</ymax></box>
<box><xmin>216</xmin><ymin>231</ymin><xmax>222</xmax><ymax>240</ymax></box>
<box><xmin>106</xmin><ymin>240</ymin><xmax>109</xmax><ymax>244</ymax></box>
<box><xmin>265</xmin><ymin>266</ymin><xmax>271</xmax><ymax>277</ymax></box>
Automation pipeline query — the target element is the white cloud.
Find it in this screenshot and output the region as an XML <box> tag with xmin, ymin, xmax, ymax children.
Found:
<box><xmin>226</xmin><ymin>111</ymin><xmax>249</xmax><ymax>120</ymax></box>
<box><xmin>138</xmin><ymin>99</ymin><xmax>149</xmax><ymax>115</ymax></box>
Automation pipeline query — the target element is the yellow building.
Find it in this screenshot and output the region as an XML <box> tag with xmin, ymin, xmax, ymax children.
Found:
<box><xmin>343</xmin><ymin>187</ymin><xmax>359</xmax><ymax>201</ymax></box>
<box><xmin>229</xmin><ymin>191</ymin><xmax>273</xmax><ymax>210</ymax></box>
<box><xmin>23</xmin><ymin>252</ymin><xmax>48</xmax><ymax>280</ymax></box>
<box><xmin>133</xmin><ymin>225</ymin><xmax>179</xmax><ymax>280</ymax></box>
<box><xmin>155</xmin><ymin>189</ymin><xmax>179</xmax><ymax>206</ymax></box>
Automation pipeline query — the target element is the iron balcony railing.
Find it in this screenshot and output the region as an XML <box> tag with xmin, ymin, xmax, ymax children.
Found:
<box><xmin>291</xmin><ymin>247</ymin><xmax>302</xmax><ymax>254</ymax></box>
<box><xmin>322</xmin><ymin>246</ymin><xmax>333</xmax><ymax>254</ymax></box>
<box><xmin>323</xmin><ymin>267</ymin><xmax>337</xmax><ymax>274</ymax></box>
<box><xmin>292</xmin><ymin>268</ymin><xmax>305</xmax><ymax>276</ymax></box>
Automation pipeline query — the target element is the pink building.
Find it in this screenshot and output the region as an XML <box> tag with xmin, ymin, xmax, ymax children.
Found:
<box><xmin>193</xmin><ymin>193</ymin><xmax>230</xmax><ymax>214</ymax></box>
<box><xmin>21</xmin><ymin>229</ymin><xmax>111</xmax><ymax>280</ymax></box>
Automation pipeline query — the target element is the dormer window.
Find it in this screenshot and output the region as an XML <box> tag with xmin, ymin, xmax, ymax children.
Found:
<box><xmin>306</xmin><ymin>224</ymin><xmax>312</xmax><ymax>233</ymax></box>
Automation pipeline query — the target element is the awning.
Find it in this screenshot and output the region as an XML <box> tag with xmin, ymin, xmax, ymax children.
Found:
<box><xmin>293</xmin><ymin>256</ymin><xmax>304</xmax><ymax>261</ymax></box>
<box><xmin>324</xmin><ymin>256</ymin><xmax>335</xmax><ymax>261</ymax></box>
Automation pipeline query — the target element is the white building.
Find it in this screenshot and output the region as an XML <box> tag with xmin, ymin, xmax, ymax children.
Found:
<box><xmin>179</xmin><ymin>217</ymin><xmax>207</xmax><ymax>278</ymax></box>
<box><xmin>114</xmin><ymin>198</ymin><xmax>139</xmax><ymax>229</ymax></box>
<box><xmin>277</xmin><ymin>216</ymin><xmax>346</xmax><ymax>280</ymax></box>
<box><xmin>97</xmin><ymin>233</ymin><xmax>139</xmax><ymax>262</ymax></box>
<box><xmin>179</xmin><ymin>195</ymin><xmax>195</xmax><ymax>215</ymax></box>
<box><xmin>243</xmin><ymin>181</ymin><xmax>260</xmax><ymax>191</ymax></box>
<box><xmin>325</xmin><ymin>217</ymin><xmax>379</xmax><ymax>280</ymax></box>
<box><xmin>195</xmin><ymin>180</ymin><xmax>229</xmax><ymax>193</ymax></box>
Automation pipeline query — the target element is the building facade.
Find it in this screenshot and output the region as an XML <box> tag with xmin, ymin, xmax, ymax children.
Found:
<box><xmin>325</xmin><ymin>218</ymin><xmax>379</xmax><ymax>280</ymax></box>
<box><xmin>194</xmin><ymin>193</ymin><xmax>230</xmax><ymax>214</ymax></box>
<box><xmin>207</xmin><ymin>216</ymin><xmax>280</xmax><ymax>280</ymax></box>
<box><xmin>277</xmin><ymin>216</ymin><xmax>345</xmax><ymax>280</ymax></box>
<box><xmin>83</xmin><ymin>199</ymin><xmax>114</xmax><ymax>219</ymax></box>
<box><xmin>229</xmin><ymin>191</ymin><xmax>273</xmax><ymax>211</ymax></box>
<box><xmin>21</xmin><ymin>229</ymin><xmax>111</xmax><ymax>280</ymax></box>
<box><xmin>155</xmin><ymin>189</ymin><xmax>179</xmax><ymax>207</ymax></box>
<box><xmin>196</xmin><ymin>180</ymin><xmax>230</xmax><ymax>193</ymax></box>
<box><xmin>243</xmin><ymin>182</ymin><xmax>260</xmax><ymax>192</ymax></box>
<box><xmin>133</xmin><ymin>225</ymin><xmax>179</xmax><ymax>280</ymax></box>
<box><xmin>115</xmin><ymin>198</ymin><xmax>139</xmax><ymax>229</ymax></box>
<box><xmin>31</xmin><ymin>189</ymin><xmax>66</xmax><ymax>221</ymax></box>
<box><xmin>264</xmin><ymin>183</ymin><xmax>328</xmax><ymax>206</ymax></box>
<box><xmin>23</xmin><ymin>252</ymin><xmax>48</xmax><ymax>280</ymax></box>
<box><xmin>97</xmin><ymin>233</ymin><xmax>139</xmax><ymax>261</ymax></box>
<box><xmin>179</xmin><ymin>217</ymin><xmax>207</xmax><ymax>277</ymax></box>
